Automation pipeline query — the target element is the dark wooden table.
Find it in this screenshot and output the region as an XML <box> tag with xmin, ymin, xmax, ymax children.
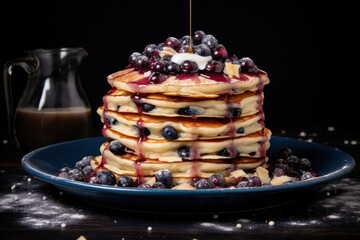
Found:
<box><xmin>1</xmin><ymin>127</ymin><xmax>359</xmax><ymax>240</ymax></box>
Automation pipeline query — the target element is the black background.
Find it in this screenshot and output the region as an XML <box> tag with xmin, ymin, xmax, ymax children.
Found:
<box><xmin>1</xmin><ymin>0</ymin><xmax>359</xmax><ymax>139</ymax></box>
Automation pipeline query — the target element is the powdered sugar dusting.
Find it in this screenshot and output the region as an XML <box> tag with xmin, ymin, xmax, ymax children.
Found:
<box><xmin>0</xmin><ymin>177</ymin><xmax>87</xmax><ymax>229</ymax></box>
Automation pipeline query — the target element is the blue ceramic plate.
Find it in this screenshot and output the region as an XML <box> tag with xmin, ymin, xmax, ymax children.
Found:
<box><xmin>21</xmin><ymin>136</ymin><xmax>355</xmax><ymax>213</ymax></box>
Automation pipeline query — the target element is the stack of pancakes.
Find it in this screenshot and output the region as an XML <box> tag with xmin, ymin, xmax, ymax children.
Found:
<box><xmin>91</xmin><ymin>33</ymin><xmax>271</xmax><ymax>187</ymax></box>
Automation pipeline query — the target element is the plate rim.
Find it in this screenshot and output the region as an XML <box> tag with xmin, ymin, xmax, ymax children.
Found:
<box><xmin>21</xmin><ymin>135</ymin><xmax>356</xmax><ymax>197</ymax></box>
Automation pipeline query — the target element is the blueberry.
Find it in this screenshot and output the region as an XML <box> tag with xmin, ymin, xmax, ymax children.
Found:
<box><xmin>68</xmin><ymin>169</ymin><xmax>84</xmax><ymax>181</ymax></box>
<box><xmin>247</xmin><ymin>176</ymin><xmax>262</xmax><ymax>187</ymax></box>
<box><xmin>109</xmin><ymin>140</ymin><xmax>126</xmax><ymax>155</ymax></box>
<box><xmin>194</xmin><ymin>179</ymin><xmax>212</xmax><ymax>189</ymax></box>
<box><xmin>205</xmin><ymin>60</ymin><xmax>224</xmax><ymax>73</ymax></box>
<box><xmin>194</xmin><ymin>43</ymin><xmax>211</xmax><ymax>56</ymax></box>
<box><xmin>177</xmin><ymin>146</ymin><xmax>191</xmax><ymax>159</ymax></box>
<box><xmin>193</xmin><ymin>30</ymin><xmax>206</xmax><ymax>44</ymax></box>
<box><xmin>181</xmin><ymin>60</ymin><xmax>199</xmax><ymax>73</ymax></box>
<box><xmin>138</xmin><ymin>183</ymin><xmax>152</xmax><ymax>188</ymax></box>
<box><xmin>218</xmin><ymin>148</ymin><xmax>231</xmax><ymax>157</ymax></box>
<box><xmin>59</xmin><ymin>166</ymin><xmax>71</xmax><ymax>173</ymax></box>
<box><xmin>142</xmin><ymin>103</ymin><xmax>155</xmax><ymax>112</ymax></box>
<box><xmin>143</xmin><ymin>44</ymin><xmax>157</xmax><ymax>57</ymax></box>
<box><xmin>153</xmin><ymin>60</ymin><xmax>168</xmax><ymax>73</ymax></box>
<box><xmin>166</xmin><ymin>62</ymin><xmax>181</xmax><ymax>74</ymax></box>
<box><xmin>156</xmin><ymin>43</ymin><xmax>164</xmax><ymax>50</ymax></box>
<box><xmin>164</xmin><ymin>36</ymin><xmax>181</xmax><ymax>51</ymax></box>
<box><xmin>230</xmin><ymin>108</ymin><xmax>242</xmax><ymax>118</ymax></box>
<box><xmin>201</xmin><ymin>34</ymin><xmax>219</xmax><ymax>49</ymax></box>
<box><xmin>208</xmin><ymin>174</ymin><xmax>227</xmax><ymax>188</ymax></box>
<box><xmin>177</xmin><ymin>106</ymin><xmax>198</xmax><ymax>116</ymax></box>
<box><xmin>117</xmin><ymin>175</ymin><xmax>134</xmax><ymax>187</ymax></box>
<box><xmin>180</xmin><ymin>35</ymin><xmax>191</xmax><ymax>46</ymax></box>
<box><xmin>239</xmin><ymin>57</ymin><xmax>257</xmax><ymax>72</ymax></box>
<box><xmin>178</xmin><ymin>45</ymin><xmax>190</xmax><ymax>53</ymax></box>
<box><xmin>155</xmin><ymin>169</ymin><xmax>173</xmax><ymax>187</ymax></box>
<box><xmin>227</xmin><ymin>54</ymin><xmax>239</xmax><ymax>64</ymax></box>
<box><xmin>133</xmin><ymin>126</ymin><xmax>151</xmax><ymax>137</ymax></box>
<box><xmin>148</xmin><ymin>71</ymin><xmax>167</xmax><ymax>84</ymax></box>
<box><xmin>237</xmin><ymin>180</ymin><xmax>249</xmax><ymax>188</ymax></box>
<box><xmin>299</xmin><ymin>158</ymin><xmax>312</xmax><ymax>171</ymax></box>
<box><xmin>286</xmin><ymin>155</ymin><xmax>300</xmax><ymax>169</ymax></box>
<box><xmin>236</xmin><ymin>127</ymin><xmax>245</xmax><ymax>134</ymax></box>
<box><xmin>81</xmin><ymin>165</ymin><xmax>93</xmax><ymax>178</ymax></box>
<box><xmin>275</xmin><ymin>158</ymin><xmax>286</xmax><ymax>165</ymax></box>
<box><xmin>300</xmin><ymin>171</ymin><xmax>313</xmax><ymax>181</ymax></box>
<box><xmin>162</xmin><ymin>126</ymin><xmax>178</xmax><ymax>140</ymax></box>
<box><xmin>75</xmin><ymin>156</ymin><xmax>92</xmax><ymax>170</ymax></box>
<box><xmin>272</xmin><ymin>167</ymin><xmax>287</xmax><ymax>177</ymax></box>
<box><xmin>105</xmin><ymin>115</ymin><xmax>118</xmax><ymax>126</ymax></box>
<box><xmin>58</xmin><ymin>172</ymin><xmax>70</xmax><ymax>179</ymax></box>
<box><xmin>97</xmin><ymin>170</ymin><xmax>116</xmax><ymax>185</ymax></box>
<box><xmin>135</xmin><ymin>55</ymin><xmax>149</xmax><ymax>70</ymax></box>
<box><xmin>212</xmin><ymin>44</ymin><xmax>228</xmax><ymax>60</ymax></box>
<box><xmin>88</xmin><ymin>176</ymin><xmax>102</xmax><ymax>184</ymax></box>
<box><xmin>129</xmin><ymin>52</ymin><xmax>141</xmax><ymax>66</ymax></box>
<box><xmin>152</xmin><ymin>182</ymin><xmax>167</xmax><ymax>189</ymax></box>
<box><xmin>279</xmin><ymin>147</ymin><xmax>293</xmax><ymax>159</ymax></box>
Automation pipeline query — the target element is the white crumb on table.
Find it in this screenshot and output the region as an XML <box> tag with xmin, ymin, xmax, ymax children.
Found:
<box><xmin>327</xmin><ymin>126</ymin><xmax>335</xmax><ymax>132</ymax></box>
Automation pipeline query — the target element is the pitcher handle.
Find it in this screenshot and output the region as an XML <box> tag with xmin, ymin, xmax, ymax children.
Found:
<box><xmin>3</xmin><ymin>56</ymin><xmax>38</xmax><ymax>146</ymax></box>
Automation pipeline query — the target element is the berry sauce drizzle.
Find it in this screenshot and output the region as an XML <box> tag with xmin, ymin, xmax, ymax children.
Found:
<box><xmin>200</xmin><ymin>72</ymin><xmax>231</xmax><ymax>83</ymax></box>
<box><xmin>224</xmin><ymin>92</ymin><xmax>239</xmax><ymax>171</ymax></box>
<box><xmin>100</xmin><ymin>88</ymin><xmax>117</xmax><ymax>165</ymax></box>
<box><xmin>256</xmin><ymin>80</ymin><xmax>267</xmax><ymax>158</ymax></box>
<box><xmin>190</xmin><ymin>115</ymin><xmax>199</xmax><ymax>178</ymax></box>
<box><xmin>131</xmin><ymin>93</ymin><xmax>148</xmax><ymax>185</ymax></box>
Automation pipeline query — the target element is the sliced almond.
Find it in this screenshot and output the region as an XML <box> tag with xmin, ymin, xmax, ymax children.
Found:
<box><xmin>255</xmin><ymin>166</ymin><xmax>271</xmax><ymax>184</ymax></box>
<box><xmin>230</xmin><ymin>169</ymin><xmax>247</xmax><ymax>179</ymax></box>
<box><xmin>171</xmin><ymin>183</ymin><xmax>196</xmax><ymax>190</ymax></box>
<box><xmin>224</xmin><ymin>62</ymin><xmax>241</xmax><ymax>78</ymax></box>
<box><xmin>270</xmin><ymin>175</ymin><xmax>292</xmax><ymax>186</ymax></box>
<box><xmin>145</xmin><ymin>177</ymin><xmax>156</xmax><ymax>186</ymax></box>
<box><xmin>159</xmin><ymin>47</ymin><xmax>177</xmax><ymax>57</ymax></box>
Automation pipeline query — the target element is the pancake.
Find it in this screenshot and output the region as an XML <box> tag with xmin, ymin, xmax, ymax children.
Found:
<box><xmin>101</xmin><ymin>128</ymin><xmax>271</xmax><ymax>162</ymax></box>
<box><xmin>97</xmin><ymin>107</ymin><xmax>264</xmax><ymax>140</ymax></box>
<box><xmin>90</xmin><ymin>151</ymin><xmax>266</xmax><ymax>186</ymax></box>
<box><xmin>102</xmin><ymin>89</ymin><xmax>262</xmax><ymax>118</ymax></box>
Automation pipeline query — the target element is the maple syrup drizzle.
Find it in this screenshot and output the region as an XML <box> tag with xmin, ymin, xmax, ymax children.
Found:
<box><xmin>189</xmin><ymin>0</ymin><xmax>193</xmax><ymax>53</ymax></box>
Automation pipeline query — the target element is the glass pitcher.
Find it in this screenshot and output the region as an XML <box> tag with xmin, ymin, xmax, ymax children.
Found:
<box><xmin>4</xmin><ymin>47</ymin><xmax>93</xmax><ymax>153</ymax></box>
